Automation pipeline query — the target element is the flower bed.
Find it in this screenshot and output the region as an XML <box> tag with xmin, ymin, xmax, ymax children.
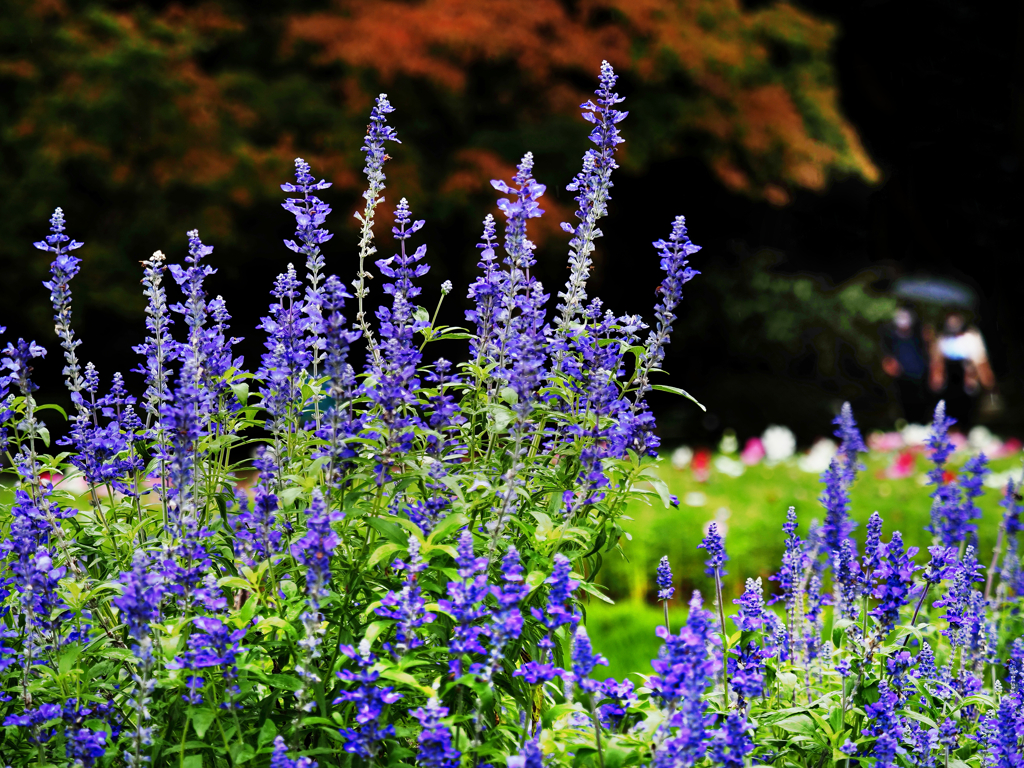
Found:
<box><xmin>1</xmin><ymin>62</ymin><xmax>1022</xmax><ymax>768</ymax></box>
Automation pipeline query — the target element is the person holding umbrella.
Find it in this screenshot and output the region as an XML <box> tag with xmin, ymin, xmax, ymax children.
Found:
<box><xmin>890</xmin><ymin>275</ymin><xmax>995</xmax><ymax>427</ymax></box>
<box><xmin>931</xmin><ymin>310</ymin><xmax>996</xmax><ymax>426</ymax></box>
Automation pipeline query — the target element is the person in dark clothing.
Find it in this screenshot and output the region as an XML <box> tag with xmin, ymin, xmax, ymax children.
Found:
<box><xmin>930</xmin><ymin>311</ymin><xmax>996</xmax><ymax>428</ymax></box>
<box><xmin>882</xmin><ymin>307</ymin><xmax>930</xmax><ymax>423</ymax></box>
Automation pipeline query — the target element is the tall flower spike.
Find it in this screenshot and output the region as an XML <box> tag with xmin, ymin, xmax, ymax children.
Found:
<box><xmin>698</xmin><ymin>522</ymin><xmax>728</xmax><ymax>577</ymax></box>
<box><xmin>282</xmin><ymin>158</ymin><xmax>333</xmax><ymax>391</ymax></box>
<box><xmin>656</xmin><ymin>556</ymin><xmax>675</xmax><ymax>601</ymax></box>
<box><xmin>465</xmin><ymin>214</ymin><xmax>502</xmax><ymax>364</ymax></box>
<box><xmin>132</xmin><ymin>251</ymin><xmax>176</xmax><ymax>427</ymax></box>
<box><xmin>633</xmin><ymin>216</ymin><xmax>701</xmax><ymax>400</ymax></box>
<box><xmin>354</xmin><ymin>95</ymin><xmax>401</xmax><ymax>364</ymax></box>
<box><xmin>821</xmin><ymin>403</ymin><xmax>866</xmax><ymax>555</ymax></box>
<box><xmin>411</xmin><ymin>699</ymin><xmax>460</xmax><ymax>768</ymax></box>
<box><xmin>37</xmin><ymin>208</ymin><xmax>86</xmax><ymax>406</ymax></box>
<box><xmin>571</xmin><ymin>625</ymin><xmax>608</xmax><ymax>694</ymax></box>
<box><xmin>556</xmin><ymin>60</ymin><xmax>627</xmax><ymax>330</ymax></box>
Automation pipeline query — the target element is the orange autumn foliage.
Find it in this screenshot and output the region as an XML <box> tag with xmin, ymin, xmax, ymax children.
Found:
<box><xmin>287</xmin><ymin>0</ymin><xmax>878</xmax><ymax>201</ymax></box>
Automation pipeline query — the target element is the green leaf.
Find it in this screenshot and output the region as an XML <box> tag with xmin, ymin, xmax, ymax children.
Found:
<box><xmin>368</xmin><ymin>542</ymin><xmax>404</xmax><ymax>568</ymax></box>
<box><xmin>183</xmin><ymin>756</ymin><xmax>203</xmax><ymax>768</ymax></box>
<box><xmin>577</xmin><ymin>580</ymin><xmax>614</xmax><ymax>604</ymax></box>
<box><xmin>58</xmin><ymin>644</ymin><xmax>82</xmax><ymax>675</ymax></box>
<box><xmin>35</xmin><ymin>403</ymin><xmax>68</xmax><ymax>419</ymax></box>
<box><xmin>191</xmin><ymin>708</ymin><xmax>217</xmax><ymax>739</ymax></box>
<box><xmin>268</xmin><ymin>673</ymin><xmax>303</xmax><ymax>691</ymax></box>
<box><xmin>231</xmin><ymin>742</ymin><xmax>256</xmax><ymax>764</ymax></box>
<box><xmin>485</xmin><ymin>403</ymin><xmax>515</xmax><ymax>433</ymax></box>
<box><xmin>650</xmin><ymin>384</ymin><xmax>705</xmax><ymax>411</ymax></box>
<box><xmin>427</xmin><ymin>513</ymin><xmax>469</xmax><ymax>544</ymax></box>
<box><xmin>773</xmin><ymin>714</ymin><xmax>816</xmax><ymax>736</ymax></box>
<box><xmin>230</xmin><ymin>382</ymin><xmax>250</xmax><ymax>405</ymax></box>
<box><xmin>645</xmin><ymin>475</ymin><xmax>674</xmax><ymax>509</ymax></box>
<box><xmin>278</xmin><ymin>486</ymin><xmax>304</xmax><ymax>507</ymax></box>
<box><xmin>366</xmin><ymin>517</ymin><xmax>408</xmax><ymax>545</ymax></box>
<box><xmin>218</xmin><ymin>576</ymin><xmax>253</xmax><ymax>590</ymax></box>
<box><xmin>257</xmin><ymin>718</ymin><xmax>278</xmax><ymax>747</ymax></box>
<box><xmin>899</xmin><ymin>709</ymin><xmax>937</xmax><ymax>729</ymax></box>
<box><xmin>255</xmin><ymin>617</ymin><xmax>298</xmax><ymax>638</ymax></box>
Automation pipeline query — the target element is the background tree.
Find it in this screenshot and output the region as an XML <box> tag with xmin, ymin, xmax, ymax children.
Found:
<box><xmin>0</xmin><ymin>0</ymin><xmax>879</xmax><ymax>441</ymax></box>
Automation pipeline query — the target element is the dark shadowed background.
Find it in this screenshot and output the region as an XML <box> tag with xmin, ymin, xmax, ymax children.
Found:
<box><xmin>1</xmin><ymin>0</ymin><xmax>1021</xmax><ymax>447</ymax></box>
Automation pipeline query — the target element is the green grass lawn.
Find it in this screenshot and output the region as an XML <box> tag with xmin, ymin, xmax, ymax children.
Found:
<box><xmin>586</xmin><ymin>448</ymin><xmax>1023</xmax><ymax>681</ymax></box>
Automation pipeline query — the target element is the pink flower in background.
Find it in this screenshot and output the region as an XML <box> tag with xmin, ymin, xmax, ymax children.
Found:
<box><xmin>868</xmin><ymin>431</ymin><xmax>904</xmax><ymax>453</ymax></box>
<box><xmin>740</xmin><ymin>437</ymin><xmax>764</xmax><ymax>466</ymax></box>
<box><xmin>999</xmin><ymin>437</ymin><xmax>1023</xmax><ymax>456</ymax></box>
<box><xmin>885</xmin><ymin>450</ymin><xmax>916</xmax><ymax>479</ymax></box>
<box><xmin>949</xmin><ymin>432</ymin><xmax>968</xmax><ymax>451</ymax></box>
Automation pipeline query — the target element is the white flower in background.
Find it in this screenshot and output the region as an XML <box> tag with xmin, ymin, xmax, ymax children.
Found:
<box><xmin>762</xmin><ymin>425</ymin><xmax>796</xmax><ymax>464</ymax></box>
<box><xmin>901</xmin><ymin>423</ymin><xmax>931</xmax><ymax>447</ymax></box>
<box><xmin>684</xmin><ymin>491</ymin><xmax>707</xmax><ymax>507</ymax></box>
<box><xmin>719</xmin><ymin>429</ymin><xmax>739</xmax><ymax>455</ymax></box>
<box><xmin>985</xmin><ymin>468</ymin><xmax>1024</xmax><ymax>490</ymax></box>
<box><xmin>968</xmin><ymin>425</ymin><xmax>1002</xmax><ymax>455</ymax></box>
<box><xmin>671</xmin><ymin>445</ymin><xmax>693</xmax><ymax>470</ymax></box>
<box><xmin>798</xmin><ymin>438</ymin><xmax>838</xmax><ymax>473</ymax></box>
<box><xmin>713</xmin><ymin>454</ymin><xmax>745</xmax><ymax>478</ymax></box>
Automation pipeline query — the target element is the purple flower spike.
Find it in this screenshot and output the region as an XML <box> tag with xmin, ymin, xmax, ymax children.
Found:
<box><xmin>709</xmin><ymin>711</ymin><xmax>755</xmax><ymax>768</ymax></box>
<box><xmin>334</xmin><ymin>641</ymin><xmax>402</xmax><ymax>759</ymax></box>
<box><xmin>870</xmin><ymin>531</ymin><xmax>919</xmax><ymax>637</ymax></box>
<box><xmin>656</xmin><ymin>556</ymin><xmax>675</xmax><ymax>601</ymax></box>
<box><xmin>934</xmin><ymin>546</ymin><xmax>984</xmax><ymax>648</ymax></box>
<box><xmin>556</xmin><ymin>60</ymin><xmax>627</xmax><ymax>328</ymax></box>
<box><xmin>270</xmin><ymin>735</ymin><xmax>317</xmax><ymax>768</ymax></box>
<box><xmin>37</xmin><ymin>207</ymin><xmax>86</xmax><ymax>404</ymax></box>
<box><xmin>698</xmin><ymin>522</ymin><xmax>728</xmax><ymax>577</ymax></box>
<box><xmin>635</xmin><ymin>216</ymin><xmax>701</xmax><ymax>396</ymax></box>
<box><xmin>733</xmin><ymin>577</ymin><xmax>765</xmax><ymax>632</ymax></box>
<box><xmin>411</xmin><ymin>699</ymin><xmax>460</xmax><ymax>768</ymax></box>
<box><xmin>570</xmin><ymin>625</ymin><xmax>608</xmax><ymax>693</ymax></box>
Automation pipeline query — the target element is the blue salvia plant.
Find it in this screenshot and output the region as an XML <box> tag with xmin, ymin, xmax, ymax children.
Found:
<box><xmin>1</xmin><ymin>60</ymin><xmax>1023</xmax><ymax>768</ymax></box>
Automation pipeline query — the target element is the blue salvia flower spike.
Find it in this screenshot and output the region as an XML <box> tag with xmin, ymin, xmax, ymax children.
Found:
<box><xmin>37</xmin><ymin>207</ymin><xmax>86</xmax><ymax>407</ymax></box>
<box><xmin>411</xmin><ymin>698</ymin><xmax>460</xmax><ymax>768</ymax></box>
<box><xmin>282</xmin><ymin>158</ymin><xmax>333</xmax><ymax>379</ymax></box>
<box><xmin>556</xmin><ymin>60</ymin><xmax>627</xmax><ymax>331</ymax></box>
<box><xmin>354</xmin><ymin>94</ymin><xmax>400</xmax><ymax>363</ymax></box>
<box><xmin>656</xmin><ymin>555</ymin><xmax>674</xmax><ymax>631</ymax></box>
<box><xmin>697</xmin><ymin>522</ymin><xmax>730</xmax><ymax>705</ymax></box>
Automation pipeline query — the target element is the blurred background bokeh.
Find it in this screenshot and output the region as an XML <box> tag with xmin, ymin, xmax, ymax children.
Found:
<box><xmin>1</xmin><ymin>0</ymin><xmax>1022</xmax><ymax>448</ymax></box>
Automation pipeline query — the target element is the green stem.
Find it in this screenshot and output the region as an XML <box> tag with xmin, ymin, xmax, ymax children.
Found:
<box><xmin>587</xmin><ymin>697</ymin><xmax>606</xmax><ymax>768</ymax></box>
<box><xmin>178</xmin><ymin>712</ymin><xmax>190</xmax><ymax>768</ymax></box>
<box><xmin>714</xmin><ymin>566</ymin><xmax>730</xmax><ymax>709</ymax></box>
